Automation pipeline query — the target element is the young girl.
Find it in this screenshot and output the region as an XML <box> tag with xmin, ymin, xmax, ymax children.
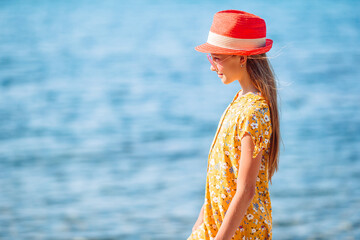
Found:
<box><xmin>187</xmin><ymin>10</ymin><xmax>280</xmax><ymax>240</ymax></box>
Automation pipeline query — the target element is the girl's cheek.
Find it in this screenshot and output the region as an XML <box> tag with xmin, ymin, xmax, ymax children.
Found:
<box><xmin>217</xmin><ymin>65</ymin><xmax>225</xmax><ymax>72</ymax></box>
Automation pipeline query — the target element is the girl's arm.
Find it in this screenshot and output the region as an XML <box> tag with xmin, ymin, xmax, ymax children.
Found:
<box><xmin>192</xmin><ymin>203</ymin><xmax>205</xmax><ymax>232</ymax></box>
<box><xmin>214</xmin><ymin>132</ymin><xmax>262</xmax><ymax>240</ymax></box>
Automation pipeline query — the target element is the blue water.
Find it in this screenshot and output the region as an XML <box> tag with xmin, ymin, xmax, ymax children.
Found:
<box><xmin>0</xmin><ymin>0</ymin><xmax>359</xmax><ymax>239</ymax></box>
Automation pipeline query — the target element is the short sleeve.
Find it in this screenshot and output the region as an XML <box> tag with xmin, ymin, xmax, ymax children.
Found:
<box><xmin>237</xmin><ymin>103</ymin><xmax>272</xmax><ymax>159</ymax></box>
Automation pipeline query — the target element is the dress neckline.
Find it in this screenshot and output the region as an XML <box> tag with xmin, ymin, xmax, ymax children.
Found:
<box><xmin>233</xmin><ymin>89</ymin><xmax>261</xmax><ymax>102</ymax></box>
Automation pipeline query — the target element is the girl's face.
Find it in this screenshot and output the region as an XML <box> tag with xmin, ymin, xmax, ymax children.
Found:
<box><xmin>209</xmin><ymin>53</ymin><xmax>246</xmax><ymax>85</ymax></box>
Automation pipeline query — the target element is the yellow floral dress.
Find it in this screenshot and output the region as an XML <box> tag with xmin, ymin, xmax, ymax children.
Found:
<box><xmin>187</xmin><ymin>89</ymin><xmax>273</xmax><ymax>240</ymax></box>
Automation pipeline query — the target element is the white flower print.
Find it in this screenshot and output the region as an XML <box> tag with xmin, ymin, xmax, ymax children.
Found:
<box><xmin>246</xmin><ymin>214</ymin><xmax>254</xmax><ymax>220</ymax></box>
<box><xmin>237</xmin><ymin>146</ymin><xmax>241</xmax><ymax>150</ymax></box>
<box><xmin>264</xmin><ymin>138</ymin><xmax>269</xmax><ymax>144</ymax></box>
<box><xmin>225</xmin><ymin>151</ymin><xmax>230</xmax><ymax>156</ymax></box>
<box><xmin>264</xmin><ymin>219</ymin><xmax>267</xmax><ymax>224</ymax></box>
<box><xmin>216</xmin><ymin>184</ymin><xmax>220</xmax><ymax>189</ymax></box>
<box><xmin>225</xmin><ymin>187</ymin><xmax>231</xmax><ymax>193</ymax></box>
<box><xmin>256</xmin><ymin>177</ymin><xmax>260</xmax><ymax>182</ymax></box>
<box><xmin>251</xmin><ymin>228</ymin><xmax>256</xmax><ymax>233</ymax></box>
<box><xmin>210</xmin><ymin>159</ymin><xmax>215</xmax><ymax>165</ymax></box>
<box><xmin>221</xmin><ymin>162</ymin><xmax>228</xmax><ymax>169</ymax></box>
<box><xmin>260</xmin><ymin>206</ymin><xmax>265</xmax><ymax>213</ymax></box>
<box><xmin>260</xmin><ymin>164</ymin><xmax>265</xmax><ymax>171</ymax></box>
<box><xmin>264</xmin><ymin>114</ymin><xmax>270</xmax><ymax>122</ymax></box>
<box><xmin>216</xmin><ymin>175</ymin><xmax>220</xmax><ymax>180</ymax></box>
<box><xmin>250</xmin><ymin>122</ymin><xmax>258</xmax><ymax>129</ymax></box>
<box><xmin>213</xmin><ymin>197</ymin><xmax>219</xmax><ymax>203</ymax></box>
<box><xmin>265</xmin><ymin>130</ymin><xmax>269</xmax><ymax>135</ymax></box>
<box><xmin>221</xmin><ymin>193</ymin><xmax>226</xmax><ymax>199</ymax></box>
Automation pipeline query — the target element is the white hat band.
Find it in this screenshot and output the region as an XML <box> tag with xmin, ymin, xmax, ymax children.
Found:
<box><xmin>207</xmin><ymin>31</ymin><xmax>266</xmax><ymax>50</ymax></box>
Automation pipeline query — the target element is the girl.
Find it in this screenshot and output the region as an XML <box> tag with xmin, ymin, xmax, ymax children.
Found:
<box><xmin>187</xmin><ymin>10</ymin><xmax>280</xmax><ymax>240</ymax></box>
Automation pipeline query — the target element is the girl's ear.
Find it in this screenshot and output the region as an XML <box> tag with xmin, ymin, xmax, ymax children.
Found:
<box><xmin>236</xmin><ymin>55</ymin><xmax>247</xmax><ymax>65</ymax></box>
<box><xmin>240</xmin><ymin>55</ymin><xmax>247</xmax><ymax>65</ymax></box>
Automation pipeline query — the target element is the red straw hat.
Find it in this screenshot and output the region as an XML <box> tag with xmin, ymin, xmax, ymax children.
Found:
<box><xmin>195</xmin><ymin>10</ymin><xmax>273</xmax><ymax>55</ymax></box>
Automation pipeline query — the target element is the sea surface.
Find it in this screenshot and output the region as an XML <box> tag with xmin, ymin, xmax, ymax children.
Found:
<box><xmin>0</xmin><ymin>0</ymin><xmax>359</xmax><ymax>239</ymax></box>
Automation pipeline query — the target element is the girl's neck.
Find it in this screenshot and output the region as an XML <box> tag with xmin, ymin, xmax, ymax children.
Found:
<box><xmin>237</xmin><ymin>70</ymin><xmax>258</xmax><ymax>95</ymax></box>
<box><xmin>239</xmin><ymin>84</ymin><xmax>259</xmax><ymax>95</ymax></box>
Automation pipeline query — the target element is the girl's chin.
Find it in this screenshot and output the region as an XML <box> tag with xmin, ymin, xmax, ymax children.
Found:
<box><xmin>218</xmin><ymin>74</ymin><xmax>232</xmax><ymax>84</ymax></box>
<box><xmin>220</xmin><ymin>77</ymin><xmax>233</xmax><ymax>85</ymax></box>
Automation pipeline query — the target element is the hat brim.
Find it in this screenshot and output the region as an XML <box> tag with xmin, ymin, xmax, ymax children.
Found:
<box><xmin>195</xmin><ymin>39</ymin><xmax>273</xmax><ymax>56</ymax></box>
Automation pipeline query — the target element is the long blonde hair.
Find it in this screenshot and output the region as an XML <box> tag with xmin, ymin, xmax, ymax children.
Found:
<box><xmin>246</xmin><ymin>53</ymin><xmax>282</xmax><ymax>184</ymax></box>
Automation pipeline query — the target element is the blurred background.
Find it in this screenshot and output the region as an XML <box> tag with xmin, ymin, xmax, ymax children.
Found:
<box><xmin>0</xmin><ymin>0</ymin><xmax>359</xmax><ymax>239</ymax></box>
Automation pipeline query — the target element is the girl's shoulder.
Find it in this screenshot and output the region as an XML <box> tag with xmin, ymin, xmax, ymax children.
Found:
<box><xmin>234</xmin><ymin>95</ymin><xmax>271</xmax><ymax>124</ymax></box>
<box><xmin>252</xmin><ymin>96</ymin><xmax>270</xmax><ymax>111</ymax></box>
<box><xmin>235</xmin><ymin>93</ymin><xmax>269</xmax><ymax>112</ymax></box>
